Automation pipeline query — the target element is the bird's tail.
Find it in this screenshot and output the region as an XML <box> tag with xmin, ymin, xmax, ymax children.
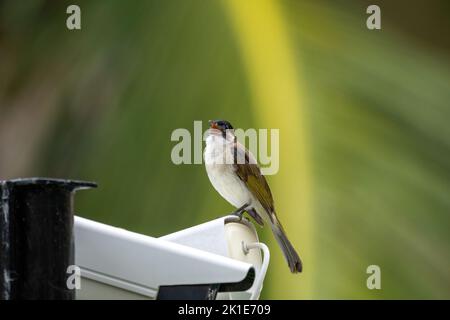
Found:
<box><xmin>271</xmin><ymin>217</ymin><xmax>303</xmax><ymax>273</ymax></box>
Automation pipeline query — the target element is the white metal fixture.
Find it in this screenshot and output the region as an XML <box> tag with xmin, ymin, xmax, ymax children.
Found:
<box><xmin>74</xmin><ymin>215</ymin><xmax>269</xmax><ymax>300</ymax></box>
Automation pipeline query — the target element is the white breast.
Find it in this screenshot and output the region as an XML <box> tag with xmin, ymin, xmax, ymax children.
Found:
<box><xmin>204</xmin><ymin>135</ymin><xmax>252</xmax><ymax>209</ymax></box>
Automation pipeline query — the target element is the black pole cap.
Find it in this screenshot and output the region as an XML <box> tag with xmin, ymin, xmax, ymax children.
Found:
<box><xmin>0</xmin><ymin>178</ymin><xmax>96</xmax><ymax>300</ymax></box>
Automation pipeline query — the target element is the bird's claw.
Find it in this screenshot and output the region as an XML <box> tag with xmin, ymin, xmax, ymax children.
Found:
<box><xmin>230</xmin><ymin>203</ymin><xmax>249</xmax><ymax>221</ymax></box>
<box><xmin>232</xmin><ymin>211</ymin><xmax>244</xmax><ymax>221</ymax></box>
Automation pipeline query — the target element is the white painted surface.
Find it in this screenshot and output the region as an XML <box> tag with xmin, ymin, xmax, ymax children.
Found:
<box><xmin>74</xmin><ymin>216</ymin><xmax>256</xmax><ymax>299</ymax></box>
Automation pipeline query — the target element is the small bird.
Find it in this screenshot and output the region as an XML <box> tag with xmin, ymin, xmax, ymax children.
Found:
<box><xmin>204</xmin><ymin>120</ymin><xmax>302</xmax><ymax>273</ymax></box>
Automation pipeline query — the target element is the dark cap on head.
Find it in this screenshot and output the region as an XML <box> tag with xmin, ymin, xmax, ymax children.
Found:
<box><xmin>208</xmin><ymin>120</ymin><xmax>234</xmax><ymax>131</ymax></box>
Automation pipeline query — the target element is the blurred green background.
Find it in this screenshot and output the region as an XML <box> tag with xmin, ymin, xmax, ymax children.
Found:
<box><xmin>1</xmin><ymin>0</ymin><xmax>449</xmax><ymax>299</ymax></box>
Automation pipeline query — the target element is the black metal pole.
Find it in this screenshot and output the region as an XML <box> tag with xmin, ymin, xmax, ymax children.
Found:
<box><xmin>0</xmin><ymin>178</ymin><xmax>96</xmax><ymax>300</ymax></box>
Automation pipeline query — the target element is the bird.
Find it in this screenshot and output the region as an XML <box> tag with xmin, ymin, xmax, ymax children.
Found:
<box><xmin>204</xmin><ymin>119</ymin><xmax>302</xmax><ymax>273</ymax></box>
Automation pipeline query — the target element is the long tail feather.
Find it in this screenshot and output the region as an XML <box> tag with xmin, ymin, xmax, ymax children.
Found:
<box><xmin>271</xmin><ymin>220</ymin><xmax>303</xmax><ymax>273</ymax></box>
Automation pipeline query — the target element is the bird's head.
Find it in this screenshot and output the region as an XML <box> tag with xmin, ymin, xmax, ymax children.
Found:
<box><xmin>209</xmin><ymin>120</ymin><xmax>233</xmax><ymax>131</ymax></box>
<box><xmin>208</xmin><ymin>120</ymin><xmax>235</xmax><ymax>139</ymax></box>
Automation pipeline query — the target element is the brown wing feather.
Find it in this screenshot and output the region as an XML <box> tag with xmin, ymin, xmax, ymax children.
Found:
<box><xmin>233</xmin><ymin>141</ymin><xmax>302</xmax><ymax>273</ymax></box>
<box><xmin>246</xmin><ymin>208</ymin><xmax>265</xmax><ymax>226</ymax></box>
<box><xmin>233</xmin><ymin>141</ymin><xmax>274</xmax><ymax>219</ymax></box>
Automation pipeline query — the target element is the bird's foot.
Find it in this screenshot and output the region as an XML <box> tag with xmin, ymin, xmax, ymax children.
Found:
<box><xmin>231</xmin><ymin>203</ymin><xmax>249</xmax><ymax>221</ymax></box>
<box><xmin>232</xmin><ymin>211</ymin><xmax>244</xmax><ymax>221</ymax></box>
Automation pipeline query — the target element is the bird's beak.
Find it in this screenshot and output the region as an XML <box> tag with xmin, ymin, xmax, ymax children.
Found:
<box><xmin>209</xmin><ymin>120</ymin><xmax>219</xmax><ymax>130</ymax></box>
